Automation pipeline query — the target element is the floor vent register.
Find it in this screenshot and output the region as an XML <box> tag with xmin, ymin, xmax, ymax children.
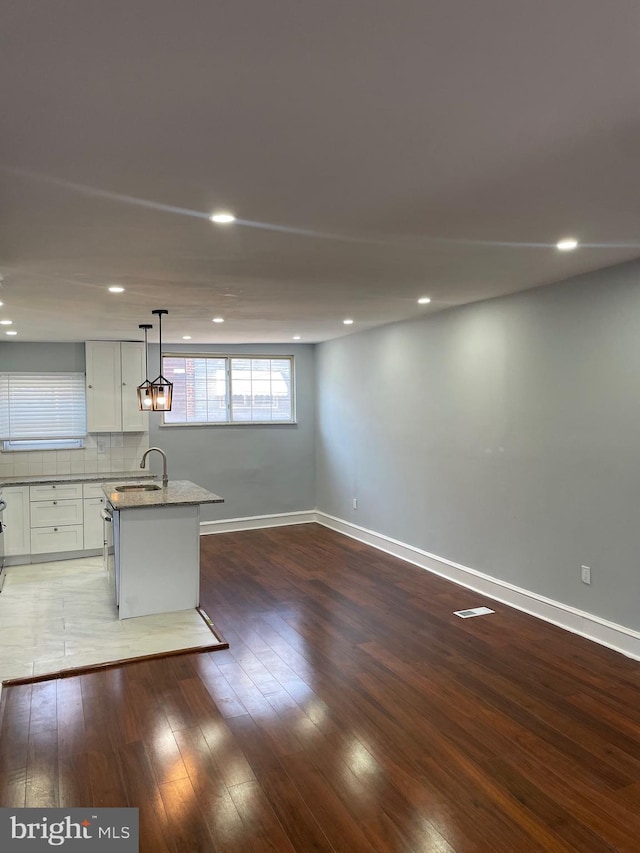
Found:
<box><xmin>454</xmin><ymin>606</ymin><xmax>495</xmax><ymax>618</ymax></box>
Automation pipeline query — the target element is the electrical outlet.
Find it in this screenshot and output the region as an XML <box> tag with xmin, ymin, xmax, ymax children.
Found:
<box><xmin>97</xmin><ymin>438</ymin><xmax>108</xmax><ymax>455</ymax></box>
<box><xmin>352</xmin><ymin>498</ymin><xmax>358</xmax><ymax>510</ymax></box>
<box><xmin>581</xmin><ymin>565</ymin><xmax>591</xmax><ymax>585</ymax></box>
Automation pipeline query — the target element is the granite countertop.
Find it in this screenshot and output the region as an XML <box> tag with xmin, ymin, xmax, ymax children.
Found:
<box><xmin>102</xmin><ymin>479</ymin><xmax>224</xmax><ymax>510</ymax></box>
<box><xmin>0</xmin><ymin>470</ymin><xmax>156</xmax><ymax>488</ymax></box>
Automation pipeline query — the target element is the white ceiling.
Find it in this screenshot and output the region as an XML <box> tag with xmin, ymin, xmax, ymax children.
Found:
<box><xmin>2</xmin><ymin>0</ymin><xmax>640</xmax><ymax>344</ymax></box>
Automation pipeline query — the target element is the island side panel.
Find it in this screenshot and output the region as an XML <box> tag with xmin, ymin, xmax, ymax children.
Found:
<box><xmin>118</xmin><ymin>504</ymin><xmax>201</xmax><ymax>619</ymax></box>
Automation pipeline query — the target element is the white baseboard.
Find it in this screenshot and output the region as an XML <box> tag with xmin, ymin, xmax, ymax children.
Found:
<box><xmin>315</xmin><ymin>511</ymin><xmax>640</xmax><ymax>662</ymax></box>
<box><xmin>200</xmin><ymin>510</ymin><xmax>316</xmax><ymax>536</ymax></box>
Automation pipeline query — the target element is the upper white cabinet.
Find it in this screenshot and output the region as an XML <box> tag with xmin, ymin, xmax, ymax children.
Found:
<box><xmin>120</xmin><ymin>342</ymin><xmax>147</xmax><ymax>431</ymax></box>
<box><xmin>85</xmin><ymin>341</ymin><xmax>148</xmax><ymax>432</ymax></box>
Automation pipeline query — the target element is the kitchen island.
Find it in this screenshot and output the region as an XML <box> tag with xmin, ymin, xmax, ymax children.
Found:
<box><xmin>102</xmin><ymin>479</ymin><xmax>223</xmax><ymax>619</ymax></box>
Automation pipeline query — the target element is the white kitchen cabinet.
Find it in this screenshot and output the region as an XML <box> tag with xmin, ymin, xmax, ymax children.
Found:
<box><xmin>3</xmin><ymin>476</ymin><xmax>156</xmax><ymax>563</ymax></box>
<box><xmin>3</xmin><ymin>486</ymin><xmax>30</xmax><ymax>556</ymax></box>
<box><xmin>120</xmin><ymin>342</ymin><xmax>148</xmax><ymax>431</ymax></box>
<box><xmin>85</xmin><ymin>341</ymin><xmax>148</xmax><ymax>432</ymax></box>
<box><xmin>83</xmin><ymin>483</ymin><xmax>107</xmax><ymax>549</ymax></box>
<box><xmin>28</xmin><ymin>483</ymin><xmax>84</xmax><ymax>555</ymax></box>
<box><xmin>83</xmin><ymin>483</ymin><xmax>106</xmax><ymax>549</ymax></box>
<box><xmin>83</xmin><ymin>498</ymin><xmax>104</xmax><ymax>549</ymax></box>
<box><xmin>31</xmin><ymin>525</ymin><xmax>84</xmax><ymax>555</ymax></box>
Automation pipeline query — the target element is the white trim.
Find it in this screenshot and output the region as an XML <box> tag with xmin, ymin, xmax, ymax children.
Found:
<box><xmin>315</xmin><ymin>511</ymin><xmax>640</xmax><ymax>661</ymax></box>
<box><xmin>200</xmin><ymin>510</ymin><xmax>316</xmax><ymax>535</ymax></box>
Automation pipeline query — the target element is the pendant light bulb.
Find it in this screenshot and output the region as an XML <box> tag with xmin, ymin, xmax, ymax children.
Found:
<box><xmin>149</xmin><ymin>309</ymin><xmax>173</xmax><ymax>411</ymax></box>
<box><xmin>136</xmin><ymin>323</ymin><xmax>153</xmax><ymax>411</ymax></box>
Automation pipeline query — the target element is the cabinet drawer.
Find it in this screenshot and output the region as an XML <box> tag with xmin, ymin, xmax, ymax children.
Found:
<box><xmin>30</xmin><ymin>483</ymin><xmax>83</xmax><ymax>502</ymax></box>
<box><xmin>84</xmin><ymin>496</ymin><xmax>106</xmax><ymax>510</ymax></box>
<box><xmin>83</xmin><ymin>482</ymin><xmax>106</xmax><ymax>499</ymax></box>
<box><xmin>30</xmin><ymin>524</ymin><xmax>84</xmax><ymax>555</ymax></box>
<box><xmin>30</xmin><ymin>499</ymin><xmax>83</xmax><ymax>528</ymax></box>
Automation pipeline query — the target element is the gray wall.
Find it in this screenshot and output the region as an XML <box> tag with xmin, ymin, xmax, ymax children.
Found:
<box><xmin>316</xmin><ymin>260</ymin><xmax>640</xmax><ymax>631</ymax></box>
<box><xmin>148</xmin><ymin>343</ymin><xmax>316</xmax><ymax>523</ymax></box>
<box><xmin>0</xmin><ymin>342</ymin><xmax>85</xmax><ymax>372</ymax></box>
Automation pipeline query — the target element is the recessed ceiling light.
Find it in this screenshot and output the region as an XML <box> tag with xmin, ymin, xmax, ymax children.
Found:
<box><xmin>212</xmin><ymin>317</ymin><xmax>224</xmax><ymax>323</ymax></box>
<box><xmin>557</xmin><ymin>238</ymin><xmax>578</xmax><ymax>251</ymax></box>
<box><xmin>292</xmin><ymin>335</ymin><xmax>301</xmax><ymax>340</ymax></box>
<box><xmin>0</xmin><ymin>319</ymin><xmax>12</xmax><ymax>325</ymax></box>
<box><xmin>418</xmin><ymin>297</ymin><xmax>431</xmax><ymax>304</ymax></box>
<box><xmin>108</xmin><ymin>285</ymin><xmax>125</xmax><ymax>293</ymax></box>
<box><xmin>343</xmin><ymin>318</ymin><xmax>354</xmax><ymax>325</ymax></box>
<box><xmin>0</xmin><ymin>301</ymin><xmax>3</xmax><ymax>307</ymax></box>
<box><xmin>182</xmin><ymin>335</ymin><xmax>192</xmax><ymax>340</ymax></box>
<box><xmin>209</xmin><ymin>212</ymin><xmax>236</xmax><ymax>224</ymax></box>
<box><xmin>5</xmin><ymin>330</ymin><xmax>17</xmax><ymax>336</ymax></box>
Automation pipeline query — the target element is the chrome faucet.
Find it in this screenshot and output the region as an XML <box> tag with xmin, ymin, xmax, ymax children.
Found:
<box><xmin>140</xmin><ymin>447</ymin><xmax>169</xmax><ymax>487</ymax></box>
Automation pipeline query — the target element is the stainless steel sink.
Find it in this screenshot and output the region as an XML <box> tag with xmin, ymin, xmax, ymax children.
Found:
<box><xmin>114</xmin><ymin>483</ymin><xmax>162</xmax><ymax>492</ymax></box>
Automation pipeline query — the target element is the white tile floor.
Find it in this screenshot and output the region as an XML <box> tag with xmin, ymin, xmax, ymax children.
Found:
<box><xmin>0</xmin><ymin>555</ymin><xmax>223</xmax><ymax>691</ymax></box>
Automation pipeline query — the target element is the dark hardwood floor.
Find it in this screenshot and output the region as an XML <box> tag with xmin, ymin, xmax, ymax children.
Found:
<box><xmin>2</xmin><ymin>523</ymin><xmax>640</xmax><ymax>851</ymax></box>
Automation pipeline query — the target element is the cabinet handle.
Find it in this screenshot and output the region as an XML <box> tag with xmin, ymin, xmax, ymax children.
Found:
<box><xmin>54</xmin><ymin>528</ymin><xmax>58</xmax><ymax>532</ymax></box>
<box><xmin>53</xmin><ymin>500</ymin><xmax>58</xmax><ymax>505</ymax></box>
<box><xmin>88</xmin><ymin>384</ymin><xmax>93</xmax><ymax>389</ymax></box>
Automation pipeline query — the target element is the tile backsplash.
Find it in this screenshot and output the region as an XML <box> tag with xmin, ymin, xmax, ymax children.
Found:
<box><xmin>0</xmin><ymin>433</ymin><xmax>150</xmax><ymax>478</ymax></box>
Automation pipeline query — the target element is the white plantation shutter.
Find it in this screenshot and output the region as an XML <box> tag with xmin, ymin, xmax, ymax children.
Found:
<box><xmin>0</xmin><ymin>372</ymin><xmax>87</xmax><ymax>440</ymax></box>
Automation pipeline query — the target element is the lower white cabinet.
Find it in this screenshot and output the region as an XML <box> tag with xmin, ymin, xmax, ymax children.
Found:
<box><xmin>29</xmin><ymin>484</ymin><xmax>84</xmax><ymax>555</ymax></box>
<box><xmin>3</xmin><ymin>486</ymin><xmax>30</xmax><ymax>557</ymax></box>
<box><xmin>3</xmin><ymin>478</ymin><xmax>111</xmax><ymax>560</ymax></box>
<box><xmin>83</xmin><ymin>483</ymin><xmax>107</xmax><ymax>550</ymax></box>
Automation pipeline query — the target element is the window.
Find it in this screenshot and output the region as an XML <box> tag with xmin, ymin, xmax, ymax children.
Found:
<box><xmin>162</xmin><ymin>355</ymin><xmax>294</xmax><ymax>425</ymax></box>
<box><xmin>0</xmin><ymin>372</ymin><xmax>87</xmax><ymax>450</ymax></box>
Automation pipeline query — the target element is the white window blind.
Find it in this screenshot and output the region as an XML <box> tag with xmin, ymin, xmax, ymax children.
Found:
<box><xmin>0</xmin><ymin>372</ymin><xmax>87</xmax><ymax>440</ymax></box>
<box><xmin>162</xmin><ymin>355</ymin><xmax>294</xmax><ymax>425</ymax></box>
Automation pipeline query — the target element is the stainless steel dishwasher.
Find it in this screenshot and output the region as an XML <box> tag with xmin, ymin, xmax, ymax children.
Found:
<box><xmin>101</xmin><ymin>504</ymin><xmax>119</xmax><ymax>606</ymax></box>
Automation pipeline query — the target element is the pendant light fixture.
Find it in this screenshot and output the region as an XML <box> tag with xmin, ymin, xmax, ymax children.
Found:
<box><xmin>149</xmin><ymin>309</ymin><xmax>173</xmax><ymax>411</ymax></box>
<box><xmin>136</xmin><ymin>323</ymin><xmax>153</xmax><ymax>411</ymax></box>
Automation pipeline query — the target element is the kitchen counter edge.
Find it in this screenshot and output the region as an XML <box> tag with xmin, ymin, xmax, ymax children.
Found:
<box><xmin>102</xmin><ymin>479</ymin><xmax>224</xmax><ymax>509</ymax></box>
<box><xmin>0</xmin><ymin>471</ymin><xmax>156</xmax><ymax>488</ymax></box>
